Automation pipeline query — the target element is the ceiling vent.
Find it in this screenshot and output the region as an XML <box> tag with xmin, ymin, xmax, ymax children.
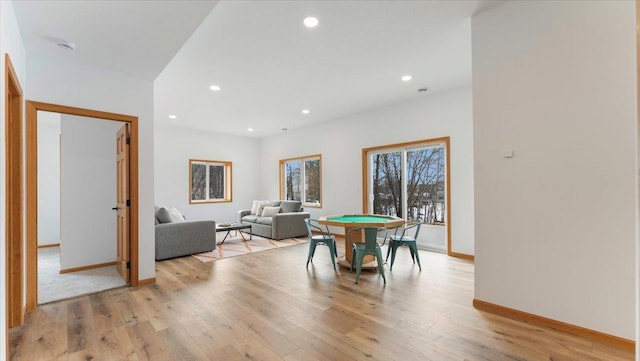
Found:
<box><xmin>57</xmin><ymin>41</ymin><xmax>76</xmax><ymax>50</ymax></box>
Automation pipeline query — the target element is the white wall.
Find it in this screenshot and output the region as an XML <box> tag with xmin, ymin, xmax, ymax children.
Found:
<box><xmin>59</xmin><ymin>115</ymin><xmax>122</xmax><ymax>269</ymax></box>
<box><xmin>472</xmin><ymin>1</ymin><xmax>636</xmax><ymax>340</ymax></box>
<box><xmin>37</xmin><ymin>112</ymin><xmax>61</xmax><ymax>246</ymax></box>
<box><xmin>27</xmin><ymin>55</ymin><xmax>155</xmax><ymax>281</ymax></box>
<box><xmin>1</xmin><ymin>1</ymin><xmax>27</xmax><ymax>358</ymax></box>
<box><xmin>259</xmin><ymin>86</ymin><xmax>475</xmax><ymax>255</ymax></box>
<box><xmin>154</xmin><ymin>124</ymin><xmax>262</xmax><ymax>223</ymax></box>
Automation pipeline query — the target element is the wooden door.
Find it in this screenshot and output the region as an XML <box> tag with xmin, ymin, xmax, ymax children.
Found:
<box><xmin>116</xmin><ymin>124</ymin><xmax>130</xmax><ymax>282</ymax></box>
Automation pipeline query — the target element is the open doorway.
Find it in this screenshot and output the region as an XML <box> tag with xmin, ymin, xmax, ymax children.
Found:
<box><xmin>25</xmin><ymin>101</ymin><xmax>139</xmax><ymax>311</ymax></box>
<box><xmin>36</xmin><ymin>111</ymin><xmax>128</xmax><ymax>303</ymax></box>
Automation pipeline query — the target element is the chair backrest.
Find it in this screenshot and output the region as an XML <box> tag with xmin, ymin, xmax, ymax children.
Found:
<box><xmin>376</xmin><ymin>228</ymin><xmax>390</xmax><ymax>246</ymax></box>
<box><xmin>401</xmin><ymin>222</ymin><xmax>421</xmax><ymax>240</ymax></box>
<box><xmin>304</xmin><ymin>218</ymin><xmax>330</xmax><ymax>239</ymax></box>
<box><xmin>348</xmin><ymin>227</ymin><xmax>382</xmax><ymax>250</ymax></box>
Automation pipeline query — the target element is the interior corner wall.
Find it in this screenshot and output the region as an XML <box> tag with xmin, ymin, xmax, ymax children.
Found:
<box><xmin>258</xmin><ymin>86</ymin><xmax>475</xmax><ymax>255</ymax></box>
<box><xmin>1</xmin><ymin>0</ymin><xmax>27</xmax><ymax>357</ymax></box>
<box><xmin>26</xmin><ymin>55</ymin><xmax>155</xmax><ymax>281</ymax></box>
<box><xmin>59</xmin><ymin>115</ymin><xmax>121</xmax><ymax>269</ymax></box>
<box><xmin>37</xmin><ymin>112</ymin><xmax>61</xmax><ymax>246</ymax></box>
<box><xmin>472</xmin><ymin>1</ymin><xmax>636</xmax><ymax>339</ymax></box>
<box><xmin>154</xmin><ymin>124</ymin><xmax>262</xmax><ymax>223</ymax></box>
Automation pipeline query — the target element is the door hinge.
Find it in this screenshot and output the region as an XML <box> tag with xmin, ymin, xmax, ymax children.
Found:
<box><xmin>126</xmin><ymin>137</ymin><xmax>130</xmax><ymax>145</ymax></box>
<box><xmin>126</xmin><ymin>261</ymin><xmax>131</xmax><ymax>269</ymax></box>
<box><xmin>126</xmin><ymin>199</ymin><xmax>131</xmax><ymax>207</ymax></box>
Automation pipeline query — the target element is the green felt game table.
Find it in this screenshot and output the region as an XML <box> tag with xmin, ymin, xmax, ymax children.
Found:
<box><xmin>318</xmin><ymin>214</ymin><xmax>404</xmax><ymax>269</ymax></box>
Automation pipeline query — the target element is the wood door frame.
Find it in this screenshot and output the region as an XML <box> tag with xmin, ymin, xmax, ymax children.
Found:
<box><xmin>25</xmin><ymin>101</ymin><xmax>139</xmax><ymax>310</ymax></box>
<box><xmin>636</xmin><ymin>2</ymin><xmax>640</xmax><ymax>357</ymax></box>
<box><xmin>5</xmin><ymin>53</ymin><xmax>24</xmax><ymax>353</ymax></box>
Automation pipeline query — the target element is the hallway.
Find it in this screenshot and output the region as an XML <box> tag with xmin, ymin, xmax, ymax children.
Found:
<box><xmin>38</xmin><ymin>246</ymin><xmax>126</xmax><ymax>304</ymax></box>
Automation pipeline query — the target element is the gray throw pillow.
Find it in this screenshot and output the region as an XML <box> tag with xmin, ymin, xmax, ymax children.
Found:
<box><xmin>280</xmin><ymin>200</ymin><xmax>301</xmax><ymax>213</ymax></box>
<box><xmin>157</xmin><ymin>207</ymin><xmax>185</xmax><ymax>223</ymax></box>
<box><xmin>154</xmin><ymin>206</ymin><xmax>161</xmax><ymax>224</ymax></box>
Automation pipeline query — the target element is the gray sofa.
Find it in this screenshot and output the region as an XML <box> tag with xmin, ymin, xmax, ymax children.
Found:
<box><xmin>155</xmin><ymin>206</ymin><xmax>216</xmax><ymax>260</ymax></box>
<box><xmin>238</xmin><ymin>200</ymin><xmax>310</xmax><ymax>240</ymax></box>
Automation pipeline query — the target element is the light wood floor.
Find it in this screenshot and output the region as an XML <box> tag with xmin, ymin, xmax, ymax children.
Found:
<box><xmin>9</xmin><ymin>240</ymin><xmax>633</xmax><ymax>360</ymax></box>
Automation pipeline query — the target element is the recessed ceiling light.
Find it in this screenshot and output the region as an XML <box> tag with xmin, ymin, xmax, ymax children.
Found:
<box><xmin>248</xmin><ymin>128</ymin><xmax>254</xmax><ymax>132</ymax></box>
<box><xmin>401</xmin><ymin>75</ymin><xmax>412</xmax><ymax>82</ymax></box>
<box><xmin>169</xmin><ymin>115</ymin><xmax>177</xmax><ymax>119</ymax></box>
<box><xmin>301</xmin><ymin>109</ymin><xmax>310</xmax><ymax>114</ymax></box>
<box><xmin>303</xmin><ymin>16</ymin><xmax>319</xmax><ymax>28</ymax></box>
<box><xmin>209</xmin><ymin>84</ymin><xmax>221</xmax><ymax>91</ymax></box>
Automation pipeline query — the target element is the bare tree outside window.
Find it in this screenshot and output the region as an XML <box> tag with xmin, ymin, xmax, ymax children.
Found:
<box><xmin>372</xmin><ymin>152</ymin><xmax>402</xmax><ymax>217</ymax></box>
<box><xmin>407</xmin><ymin>147</ymin><xmax>445</xmax><ymax>223</ymax></box>
<box><xmin>370</xmin><ymin>145</ymin><xmax>446</xmax><ymax>224</ymax></box>
<box><xmin>285</xmin><ymin>162</ymin><xmax>301</xmax><ymax>201</ymax></box>
<box><xmin>191</xmin><ymin>163</ymin><xmax>207</xmax><ymax>201</ymax></box>
<box><xmin>209</xmin><ymin>164</ymin><xmax>225</xmax><ymax>199</ymax></box>
<box><xmin>305</xmin><ymin>159</ymin><xmax>320</xmax><ymax>204</ymax></box>
<box><xmin>189</xmin><ymin>159</ymin><xmax>232</xmax><ymax>203</ymax></box>
<box><xmin>280</xmin><ymin>154</ymin><xmax>322</xmax><ymax>207</ymax></box>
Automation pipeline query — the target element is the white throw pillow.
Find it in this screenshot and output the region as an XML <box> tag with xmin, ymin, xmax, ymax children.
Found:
<box><xmin>255</xmin><ymin>201</ymin><xmax>271</xmax><ymax>216</ymax></box>
<box><xmin>250</xmin><ymin>200</ymin><xmax>261</xmax><ymax>215</ymax></box>
<box><xmin>167</xmin><ymin>207</ymin><xmax>185</xmax><ymax>223</ymax></box>
<box><xmin>261</xmin><ymin>206</ymin><xmax>281</xmax><ymax>217</ymax></box>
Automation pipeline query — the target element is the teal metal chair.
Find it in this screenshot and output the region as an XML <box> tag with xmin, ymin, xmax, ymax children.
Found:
<box><xmin>348</xmin><ymin>227</ymin><xmax>386</xmax><ymax>284</ymax></box>
<box><xmin>304</xmin><ymin>219</ymin><xmax>337</xmax><ymax>269</ymax></box>
<box><xmin>386</xmin><ymin>222</ymin><xmax>422</xmax><ymax>271</ymax></box>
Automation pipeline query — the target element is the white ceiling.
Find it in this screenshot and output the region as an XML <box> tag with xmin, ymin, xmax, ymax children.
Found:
<box><xmin>13</xmin><ymin>0</ymin><xmax>502</xmax><ymax>138</ymax></box>
<box><xmin>12</xmin><ymin>0</ymin><xmax>218</xmax><ymax>80</ymax></box>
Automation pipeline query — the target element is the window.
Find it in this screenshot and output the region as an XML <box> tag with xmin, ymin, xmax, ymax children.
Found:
<box><xmin>363</xmin><ymin>138</ymin><xmax>449</xmax><ymax>251</ymax></box>
<box><xmin>189</xmin><ymin>159</ymin><xmax>232</xmax><ymax>203</ymax></box>
<box><xmin>279</xmin><ymin>154</ymin><xmax>321</xmax><ymax>207</ymax></box>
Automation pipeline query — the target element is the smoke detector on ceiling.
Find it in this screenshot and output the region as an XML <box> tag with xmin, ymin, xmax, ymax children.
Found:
<box><xmin>57</xmin><ymin>41</ymin><xmax>76</xmax><ymax>51</ymax></box>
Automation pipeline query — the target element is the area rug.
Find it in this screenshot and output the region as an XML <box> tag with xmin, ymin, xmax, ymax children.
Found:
<box><xmin>192</xmin><ymin>234</ymin><xmax>308</xmax><ymax>262</ymax></box>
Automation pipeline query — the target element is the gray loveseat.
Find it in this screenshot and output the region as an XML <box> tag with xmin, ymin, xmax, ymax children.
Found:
<box><xmin>155</xmin><ymin>206</ymin><xmax>216</xmax><ymax>260</ymax></box>
<box><xmin>238</xmin><ymin>200</ymin><xmax>310</xmax><ymax>240</ymax></box>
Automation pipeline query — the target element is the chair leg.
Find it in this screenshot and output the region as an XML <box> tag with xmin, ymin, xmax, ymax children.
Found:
<box><xmin>375</xmin><ymin>248</ymin><xmax>386</xmax><ymax>284</ymax></box>
<box><xmin>390</xmin><ymin>243</ymin><xmax>398</xmax><ymax>271</ymax></box>
<box><xmin>410</xmin><ymin>243</ymin><xmax>422</xmax><ymax>271</ymax></box>
<box><xmin>328</xmin><ymin>241</ymin><xmax>337</xmax><ymax>269</ymax></box>
<box><xmin>408</xmin><ymin>244</ymin><xmax>416</xmax><ymax>263</ymax></box>
<box><xmin>350</xmin><ymin>247</ymin><xmax>355</xmax><ymax>272</ymax></box>
<box><xmin>306</xmin><ymin>241</ymin><xmax>316</xmax><ymax>267</ymax></box>
<box><xmin>385</xmin><ymin>241</ymin><xmax>392</xmax><ymax>261</ymax></box>
<box><xmin>355</xmin><ymin>252</ymin><xmax>365</xmax><ymax>284</ymax></box>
